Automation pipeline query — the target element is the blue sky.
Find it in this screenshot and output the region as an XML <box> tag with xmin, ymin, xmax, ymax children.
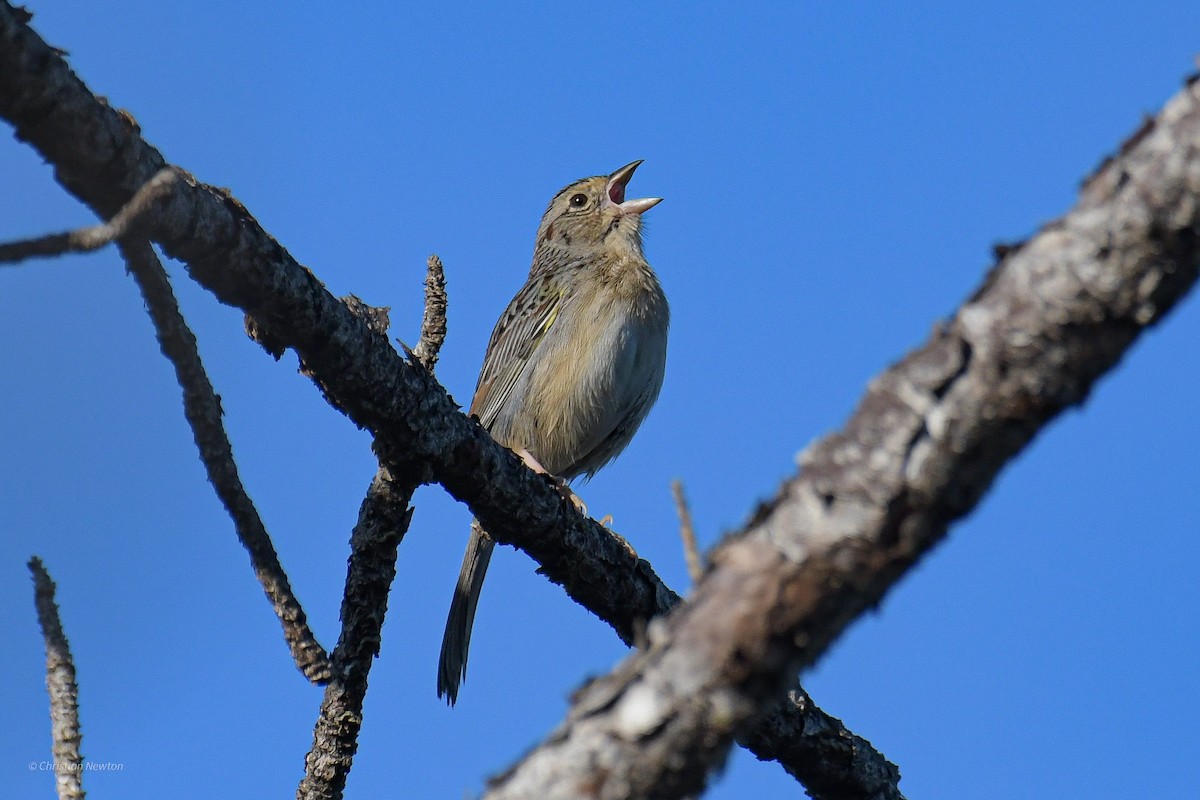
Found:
<box><xmin>2</xmin><ymin>3</ymin><xmax>1198</xmax><ymax>798</ymax></box>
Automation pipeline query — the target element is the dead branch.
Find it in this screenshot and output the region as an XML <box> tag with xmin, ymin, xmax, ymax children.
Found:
<box><xmin>119</xmin><ymin>237</ymin><xmax>331</xmax><ymax>682</ymax></box>
<box><xmin>298</xmin><ymin>257</ymin><xmax>449</xmax><ymax>798</ymax></box>
<box><xmin>297</xmin><ymin>467</ymin><xmax>417</xmax><ymax>800</ymax></box>
<box><xmin>29</xmin><ymin>557</ymin><xmax>85</xmax><ymax>800</ymax></box>
<box><xmin>412</xmin><ymin>254</ymin><xmax>448</xmax><ymax>370</ymax></box>
<box><xmin>671</xmin><ymin>479</ymin><xmax>703</xmax><ymax>584</ymax></box>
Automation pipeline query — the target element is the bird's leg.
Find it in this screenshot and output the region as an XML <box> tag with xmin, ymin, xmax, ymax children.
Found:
<box><xmin>514</xmin><ymin>450</ymin><xmax>632</xmax><ymax>558</ymax></box>
<box><xmin>515</xmin><ymin>448</ymin><xmax>587</xmax><ymax>516</ymax></box>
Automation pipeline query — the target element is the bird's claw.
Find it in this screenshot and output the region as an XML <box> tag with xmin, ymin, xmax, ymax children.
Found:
<box><xmin>554</xmin><ymin>481</ymin><xmax>588</xmax><ymax>516</ymax></box>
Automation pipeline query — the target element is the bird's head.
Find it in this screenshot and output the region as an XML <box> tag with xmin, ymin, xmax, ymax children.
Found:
<box><xmin>535</xmin><ymin>160</ymin><xmax>662</xmax><ymax>260</ymax></box>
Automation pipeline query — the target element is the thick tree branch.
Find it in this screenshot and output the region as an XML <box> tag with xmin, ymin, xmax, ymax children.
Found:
<box><xmin>0</xmin><ymin>5</ymin><xmax>899</xmax><ymax>796</ymax></box>
<box><xmin>482</xmin><ymin>78</ymin><xmax>1200</xmax><ymax>798</ymax></box>
<box><xmin>29</xmin><ymin>557</ymin><xmax>85</xmax><ymax>800</ymax></box>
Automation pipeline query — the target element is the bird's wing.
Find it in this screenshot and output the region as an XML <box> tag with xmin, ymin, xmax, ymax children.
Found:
<box><xmin>470</xmin><ymin>273</ymin><xmax>564</xmax><ymax>430</ymax></box>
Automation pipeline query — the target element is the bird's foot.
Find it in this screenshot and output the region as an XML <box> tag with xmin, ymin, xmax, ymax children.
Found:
<box><xmin>516</xmin><ymin>448</ymin><xmax>588</xmax><ymax>516</ymax></box>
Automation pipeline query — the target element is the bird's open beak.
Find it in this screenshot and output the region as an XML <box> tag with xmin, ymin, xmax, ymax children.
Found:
<box><xmin>605</xmin><ymin>160</ymin><xmax>662</xmax><ymax>216</ymax></box>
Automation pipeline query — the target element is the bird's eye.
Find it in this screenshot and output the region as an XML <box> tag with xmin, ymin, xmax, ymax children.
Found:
<box><xmin>569</xmin><ymin>193</ymin><xmax>588</xmax><ymax>208</ymax></box>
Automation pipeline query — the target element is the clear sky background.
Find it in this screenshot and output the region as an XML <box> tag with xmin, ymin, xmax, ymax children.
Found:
<box><xmin>3</xmin><ymin>3</ymin><xmax>1198</xmax><ymax>799</ymax></box>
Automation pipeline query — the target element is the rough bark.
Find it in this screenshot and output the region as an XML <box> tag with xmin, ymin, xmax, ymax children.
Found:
<box><xmin>121</xmin><ymin>237</ymin><xmax>331</xmax><ymax>682</ymax></box>
<box><xmin>29</xmin><ymin>558</ymin><xmax>86</xmax><ymax>800</ymax></box>
<box><xmin>481</xmin><ymin>77</ymin><xmax>1200</xmax><ymax>798</ymax></box>
<box><xmin>297</xmin><ymin>466</ymin><xmax>416</xmax><ymax>800</ymax></box>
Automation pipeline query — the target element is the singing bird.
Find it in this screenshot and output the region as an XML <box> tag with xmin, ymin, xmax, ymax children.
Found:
<box><xmin>438</xmin><ymin>160</ymin><xmax>669</xmax><ymax>704</ymax></box>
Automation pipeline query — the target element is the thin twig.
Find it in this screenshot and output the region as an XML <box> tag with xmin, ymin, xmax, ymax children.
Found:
<box><xmin>671</xmin><ymin>479</ymin><xmax>703</xmax><ymax>584</ymax></box>
<box><xmin>0</xmin><ymin>168</ymin><xmax>176</xmax><ymax>264</ymax></box>
<box><xmin>29</xmin><ymin>557</ymin><xmax>86</xmax><ymax>800</ymax></box>
<box><xmin>412</xmin><ymin>254</ymin><xmax>447</xmax><ymax>370</ymax></box>
<box><xmin>119</xmin><ymin>239</ymin><xmax>331</xmax><ymax>683</ymax></box>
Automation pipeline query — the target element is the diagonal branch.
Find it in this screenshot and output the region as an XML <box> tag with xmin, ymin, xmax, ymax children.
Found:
<box><xmin>0</xmin><ymin>155</ymin><xmax>332</xmax><ymax>682</ymax></box>
<box><xmin>481</xmin><ymin>76</ymin><xmax>1200</xmax><ymax>799</ymax></box>
<box><xmin>741</xmin><ymin>685</ymin><xmax>901</xmax><ymax>799</ymax></box>
<box><xmin>29</xmin><ymin>557</ymin><xmax>86</xmax><ymax>800</ymax></box>
<box><xmin>0</xmin><ymin>5</ymin><xmax>899</xmax><ymax>797</ymax></box>
<box><xmin>118</xmin><ymin>237</ymin><xmax>331</xmax><ymax>682</ymax></box>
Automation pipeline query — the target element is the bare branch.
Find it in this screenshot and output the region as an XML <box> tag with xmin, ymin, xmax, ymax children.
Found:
<box><xmin>482</xmin><ymin>78</ymin><xmax>1200</xmax><ymax>798</ymax></box>
<box><xmin>412</xmin><ymin>254</ymin><xmax>448</xmax><ymax>370</ymax></box>
<box><xmin>28</xmin><ymin>557</ymin><xmax>85</xmax><ymax>800</ymax></box>
<box><xmin>671</xmin><ymin>479</ymin><xmax>703</xmax><ymax>584</ymax></box>
<box><xmin>0</xmin><ymin>6</ymin><xmax>900</xmax><ymax>795</ymax></box>
<box><xmin>298</xmin><ymin>465</ymin><xmax>418</xmax><ymax>800</ymax></box>
<box><xmin>741</xmin><ymin>686</ymin><xmax>903</xmax><ymax>799</ymax></box>
<box><xmin>299</xmin><ymin>258</ymin><xmax>448</xmax><ymax>798</ymax></box>
<box><xmin>0</xmin><ymin>168</ymin><xmax>176</xmax><ymax>264</ymax></box>
<box><xmin>0</xmin><ymin>44</ymin><xmax>331</xmax><ymax>682</ymax></box>
<box><xmin>119</xmin><ymin>238</ymin><xmax>331</xmax><ymax>683</ymax></box>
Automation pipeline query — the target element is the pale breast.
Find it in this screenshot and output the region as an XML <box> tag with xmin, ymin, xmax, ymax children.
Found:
<box><xmin>516</xmin><ymin>271</ymin><xmax>668</xmax><ymax>479</ymax></box>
